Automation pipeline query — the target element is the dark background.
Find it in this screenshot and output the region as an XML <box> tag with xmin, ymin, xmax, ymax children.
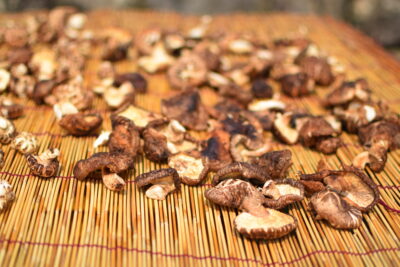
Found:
<box><xmin>1</xmin><ymin>0</ymin><xmax>399</xmax><ymax>57</ymax></box>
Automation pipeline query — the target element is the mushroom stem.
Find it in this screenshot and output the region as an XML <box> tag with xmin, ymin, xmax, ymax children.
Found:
<box><xmin>145</xmin><ymin>182</ymin><xmax>175</xmax><ymax>200</ymax></box>
<box><xmin>102</xmin><ymin>170</ymin><xmax>126</xmax><ymax>191</ymax></box>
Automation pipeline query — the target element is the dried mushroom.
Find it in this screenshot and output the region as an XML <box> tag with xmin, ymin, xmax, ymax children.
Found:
<box><xmin>114</xmin><ymin>72</ymin><xmax>147</xmax><ymax>94</ymax></box>
<box><xmin>135</xmin><ymin>168</ymin><xmax>181</xmax><ymax>200</ymax></box>
<box><xmin>0</xmin><ymin>149</ymin><xmax>4</xmax><ymax>168</ymax></box>
<box><xmin>262</xmin><ymin>179</ymin><xmax>304</xmax><ymax>209</ymax></box>
<box><xmin>135</xmin><ymin>27</ymin><xmax>163</xmax><ymax>55</ymax></box>
<box><xmin>280</xmin><ymin>73</ymin><xmax>314</xmax><ymax>97</ymax></box>
<box><xmin>93</xmin><ymin>131</ymin><xmax>111</xmax><ymax>149</ymax></box>
<box><xmin>31</xmin><ymin>80</ymin><xmax>57</xmax><ymax>105</ymax></box>
<box><xmin>11</xmin><ymin>132</ymin><xmax>38</xmax><ymax>154</ymax></box>
<box><xmin>310</xmin><ymin>190</ymin><xmax>362</xmax><ymax>229</ymax></box>
<box><xmin>212</xmin><ymin>162</ymin><xmax>269</xmax><ymax>186</ymax></box>
<box><xmin>167</xmin><ymin>53</ymin><xmax>207</xmax><ymax>89</ymax></box>
<box><xmin>53</xmin><ymin>102</ymin><xmax>79</xmax><ymax>120</ymax></box>
<box><xmin>142</xmin><ymin>127</ymin><xmax>170</xmax><ymax>163</ymax></box>
<box><xmin>168</xmin><ymin>152</ymin><xmax>209</xmax><ymax>185</ymax></box>
<box><xmin>273</xmin><ymin>113</ymin><xmax>299</xmax><ymax>144</ymax></box>
<box><xmin>115</xmin><ymin>104</ymin><xmax>161</xmax><ymax>129</ymax></box>
<box><xmin>59</xmin><ymin>112</ymin><xmax>103</xmax><ymax>136</ymax></box>
<box><xmin>201</xmin><ymin>130</ymin><xmax>232</xmax><ymax>171</ymax></box>
<box><xmin>101</xmin><ymin>27</ymin><xmax>132</xmax><ymax>61</ymax></box>
<box><xmin>104</xmin><ymin>82</ymin><xmax>135</xmax><ymax>109</ymax></box>
<box><xmin>138</xmin><ymin>43</ymin><xmax>174</xmax><ymax>73</ymax></box>
<box><xmin>161</xmin><ymin>90</ymin><xmax>209</xmax><ymax>131</ymax></box>
<box><xmin>230</xmin><ymin>134</ymin><xmax>271</xmax><ymax>162</ymax></box>
<box><xmin>0</xmin><ymin>98</ymin><xmax>24</xmax><ymax>119</ymax></box>
<box><xmin>45</xmin><ymin>82</ymin><xmax>93</xmax><ymax>111</ymax></box>
<box><xmin>0</xmin><ymin>180</ymin><xmax>15</xmax><ymax>211</ymax></box>
<box><xmin>0</xmin><ymin>116</ymin><xmax>16</xmax><ymax>144</ymax></box>
<box><xmin>26</xmin><ymin>148</ymin><xmax>60</xmax><ymax>178</ymax></box>
<box><xmin>325</xmin><ymin>79</ymin><xmax>370</xmax><ymax>107</ymax></box>
<box><xmin>251</xmin><ymin>79</ymin><xmax>273</xmax><ymax>99</ymax></box>
<box><xmin>109</xmin><ymin>115</ymin><xmax>141</xmax><ymax>158</ymax></box>
<box><xmin>252</xmin><ymin>150</ymin><xmax>292</xmax><ymax>179</ymax></box>
<box><xmin>297</xmin><ymin>56</ymin><xmax>334</xmax><ymax>86</ymax></box>
<box><xmin>0</xmin><ymin>69</ymin><xmax>11</xmax><ymax>92</ymax></box>
<box><xmin>73</xmin><ymin>152</ymin><xmax>134</xmax><ymax>191</ymax></box>
<box><xmin>248</xmin><ymin>99</ymin><xmax>286</xmax><ymax>113</ymax></box>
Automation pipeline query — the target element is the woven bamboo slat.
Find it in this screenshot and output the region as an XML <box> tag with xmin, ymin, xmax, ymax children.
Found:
<box><xmin>0</xmin><ymin>9</ymin><xmax>399</xmax><ymax>266</ymax></box>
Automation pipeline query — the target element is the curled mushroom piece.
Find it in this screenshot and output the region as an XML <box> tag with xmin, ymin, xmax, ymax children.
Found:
<box><xmin>109</xmin><ymin>115</ymin><xmax>141</xmax><ymax>158</ymax></box>
<box><xmin>135</xmin><ymin>168</ymin><xmax>181</xmax><ymax>200</ymax></box>
<box><xmin>325</xmin><ymin>78</ymin><xmax>370</xmax><ymax>107</ymax></box>
<box><xmin>168</xmin><ymin>151</ymin><xmax>209</xmax><ymax>185</ymax></box>
<box><xmin>114</xmin><ymin>72</ymin><xmax>147</xmax><ymax>94</ymax></box>
<box><xmin>135</xmin><ymin>27</ymin><xmax>163</xmax><ymax>55</ymax></box>
<box><xmin>59</xmin><ymin>112</ymin><xmax>103</xmax><ymax>136</ymax></box>
<box><xmin>0</xmin><ymin>149</ymin><xmax>4</xmax><ymax>168</ymax></box>
<box><xmin>142</xmin><ymin>127</ymin><xmax>170</xmax><ymax>163</ymax></box>
<box><xmin>0</xmin><ymin>98</ymin><xmax>24</xmax><ymax>119</ymax></box>
<box><xmin>297</xmin><ymin>56</ymin><xmax>334</xmax><ymax>86</ymax></box>
<box><xmin>280</xmin><ymin>73</ymin><xmax>314</xmax><ymax>97</ymax></box>
<box><xmin>201</xmin><ymin>130</ymin><xmax>232</xmax><ymax>171</ymax></box>
<box><xmin>11</xmin><ymin>132</ymin><xmax>38</xmax><ymax>154</ymax></box>
<box><xmin>0</xmin><ymin>116</ymin><xmax>16</xmax><ymax>144</ymax></box>
<box><xmin>262</xmin><ymin>179</ymin><xmax>304</xmax><ymax>209</ymax></box>
<box><xmin>167</xmin><ymin>53</ymin><xmax>207</xmax><ymax>89</ymax></box>
<box><xmin>138</xmin><ymin>43</ymin><xmax>175</xmax><ymax>74</ymax></box>
<box><xmin>212</xmin><ymin>162</ymin><xmax>269</xmax><ymax>186</ymax></box>
<box><xmin>25</xmin><ymin>148</ymin><xmax>60</xmax><ymax>178</ymax></box>
<box><xmin>230</xmin><ymin>134</ymin><xmax>271</xmax><ymax>162</ymax></box>
<box><xmin>310</xmin><ymin>190</ymin><xmax>362</xmax><ymax>229</ymax></box>
<box><xmin>115</xmin><ymin>104</ymin><xmax>162</xmax><ymax>129</ymax></box>
<box><xmin>251</xmin><ymin>150</ymin><xmax>292</xmax><ymax>179</ymax></box>
<box><xmin>104</xmin><ymin>82</ymin><xmax>135</xmax><ymax>109</ymax></box>
<box><xmin>251</xmin><ymin>79</ymin><xmax>273</xmax><ymax>99</ymax></box>
<box><xmin>0</xmin><ymin>180</ymin><xmax>15</xmax><ymax>211</ymax></box>
<box><xmin>101</xmin><ymin>27</ymin><xmax>132</xmax><ymax>61</ymax></box>
<box><xmin>93</xmin><ymin>131</ymin><xmax>111</xmax><ymax>149</ymax></box>
<box><xmin>161</xmin><ymin>90</ymin><xmax>209</xmax><ymax>131</ymax></box>
<box><xmin>273</xmin><ymin>113</ymin><xmax>299</xmax><ymax>145</ymax></box>
<box><xmin>73</xmin><ymin>152</ymin><xmax>134</xmax><ymax>191</ymax></box>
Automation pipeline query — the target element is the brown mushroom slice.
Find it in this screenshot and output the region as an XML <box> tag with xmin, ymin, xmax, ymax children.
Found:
<box><xmin>59</xmin><ymin>112</ymin><xmax>103</xmax><ymax>136</ymax></box>
<box><xmin>212</xmin><ymin>162</ymin><xmax>269</xmax><ymax>186</ymax></box>
<box><xmin>0</xmin><ymin>116</ymin><xmax>16</xmax><ymax>144</ymax></box>
<box><xmin>230</xmin><ymin>134</ymin><xmax>271</xmax><ymax>162</ymax></box>
<box><xmin>310</xmin><ymin>190</ymin><xmax>362</xmax><ymax>229</ymax></box>
<box><xmin>262</xmin><ymin>179</ymin><xmax>304</xmax><ymax>209</ymax></box>
<box><xmin>273</xmin><ymin>113</ymin><xmax>299</xmax><ymax>144</ymax></box>
<box><xmin>115</xmin><ymin>104</ymin><xmax>162</xmax><ymax>129</ymax></box>
<box><xmin>358</xmin><ymin>120</ymin><xmax>400</xmax><ymax>151</ymax></box>
<box><xmin>217</xmin><ymin>84</ymin><xmax>253</xmax><ymax>106</ymax></box>
<box><xmin>167</xmin><ymin>53</ymin><xmax>207</xmax><ymax>89</ymax></box>
<box><xmin>0</xmin><ymin>98</ymin><xmax>24</xmax><ymax>119</ymax></box>
<box><xmin>104</xmin><ymin>82</ymin><xmax>135</xmax><ymax>109</ymax></box>
<box><xmin>101</xmin><ymin>168</ymin><xmax>126</xmax><ymax>191</ymax></box>
<box><xmin>142</xmin><ymin>127</ymin><xmax>170</xmax><ymax>163</ymax></box>
<box><xmin>252</xmin><ymin>149</ymin><xmax>292</xmax><ymax>179</ymax></box>
<box><xmin>161</xmin><ymin>90</ymin><xmax>209</xmax><ymax>131</ymax></box>
<box><xmin>297</xmin><ymin>56</ymin><xmax>334</xmax><ymax>86</ymax></box>
<box><xmin>26</xmin><ymin>148</ymin><xmax>60</xmax><ymax>178</ymax></box>
<box><xmin>234</xmin><ymin>209</ymin><xmax>297</xmax><ymax>240</ymax></box>
<box><xmin>109</xmin><ymin>115</ymin><xmax>141</xmax><ymax>158</ymax></box>
<box><xmin>135</xmin><ymin>168</ymin><xmax>181</xmax><ymax>200</ymax></box>
<box><xmin>251</xmin><ymin>79</ymin><xmax>273</xmax><ymax>99</ymax></box>
<box><xmin>114</xmin><ymin>72</ymin><xmax>147</xmax><ymax>94</ymax></box>
<box><xmin>280</xmin><ymin>73</ymin><xmax>314</xmax><ymax>97</ymax></box>
<box><xmin>168</xmin><ymin>152</ymin><xmax>209</xmax><ymax>185</ymax></box>
<box><xmin>137</xmin><ymin>43</ymin><xmax>175</xmax><ymax>74</ymax></box>
<box><xmin>205</xmin><ymin>179</ymin><xmax>265</xmax><ymax>210</ymax></box>
<box><xmin>201</xmin><ymin>130</ymin><xmax>233</xmax><ymax>171</ymax></box>
<box><xmin>135</xmin><ymin>27</ymin><xmax>163</xmax><ymax>55</ymax></box>
<box><xmin>299</xmin><ymin>180</ymin><xmax>325</xmax><ymax>197</ymax></box>
<box><xmin>325</xmin><ymin>79</ymin><xmax>370</xmax><ymax>107</ymax></box>
<box><xmin>323</xmin><ymin>166</ymin><xmax>379</xmax><ymax>212</ymax></box>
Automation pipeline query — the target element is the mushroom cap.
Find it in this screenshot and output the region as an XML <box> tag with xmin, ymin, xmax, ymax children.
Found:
<box><xmin>0</xmin><ymin>179</ymin><xmax>15</xmax><ymax>211</ymax></box>
<box><xmin>212</xmin><ymin>162</ymin><xmax>270</xmax><ymax>186</ymax></box>
<box><xmin>280</xmin><ymin>72</ymin><xmax>313</xmax><ymax>97</ymax></box>
<box><xmin>201</xmin><ymin>130</ymin><xmax>233</xmax><ymax>171</ymax></box>
<box><xmin>73</xmin><ymin>152</ymin><xmax>134</xmax><ymax>180</ymax></box>
<box><xmin>217</xmin><ymin>84</ymin><xmax>253</xmax><ymax>106</ymax></box>
<box><xmin>315</xmin><ymin>137</ymin><xmax>342</xmax><ymax>154</ymax></box>
<box><xmin>161</xmin><ymin>90</ymin><xmax>209</xmax><ymax>131</ymax></box>
<box><xmin>298</xmin><ymin>56</ymin><xmax>334</xmax><ymax>86</ymax></box>
<box><xmin>142</xmin><ymin>127</ymin><xmax>170</xmax><ymax>163</ymax></box>
<box><xmin>0</xmin><ymin>99</ymin><xmax>24</xmax><ymax>119</ymax></box>
<box><xmin>252</xmin><ymin>149</ymin><xmax>292</xmax><ymax>179</ymax></box>
<box><xmin>168</xmin><ymin>152</ymin><xmax>209</xmax><ymax>185</ymax></box>
<box><xmin>323</xmin><ymin>165</ymin><xmax>379</xmax><ymax>212</ymax></box>
<box><xmin>325</xmin><ymin>79</ymin><xmax>370</xmax><ymax>107</ymax></box>
<box><xmin>114</xmin><ymin>72</ymin><xmax>147</xmax><ymax>93</ymax></box>
<box><xmin>358</xmin><ymin>120</ymin><xmax>400</xmax><ymax>151</ymax></box>
<box><xmin>26</xmin><ymin>149</ymin><xmax>60</xmax><ymax>178</ymax></box>
<box><xmin>59</xmin><ymin>112</ymin><xmax>103</xmax><ymax>136</ymax></box>
<box><xmin>298</xmin><ymin>117</ymin><xmax>336</xmax><ymax>148</ymax></box>
<box><xmin>273</xmin><ymin>113</ymin><xmax>299</xmax><ymax>145</ymax></box>
<box><xmin>205</xmin><ymin>178</ymin><xmax>265</xmax><ymax>210</ymax></box>
<box><xmin>230</xmin><ymin>134</ymin><xmax>271</xmax><ymax>163</ymax></box>
<box><xmin>234</xmin><ymin>209</ymin><xmax>298</xmax><ymax>239</ymax></box>
<box><xmin>299</xmin><ymin>180</ymin><xmax>325</xmax><ymax>197</ymax></box>
<box><xmin>310</xmin><ymin>190</ymin><xmax>363</xmax><ymax>229</ymax></box>
<box><xmin>135</xmin><ymin>168</ymin><xmax>181</xmax><ymax>191</ymax></box>
<box><xmin>115</xmin><ymin>104</ymin><xmax>162</xmax><ymax>129</ymax></box>
<box><xmin>0</xmin><ymin>116</ymin><xmax>16</xmax><ymax>144</ymax></box>
<box><xmin>109</xmin><ymin>115</ymin><xmax>141</xmax><ymax>157</ymax></box>
<box><xmin>251</xmin><ymin>79</ymin><xmax>273</xmax><ymax>99</ymax></box>
<box><xmin>262</xmin><ymin>178</ymin><xmax>304</xmax><ymax>209</ymax></box>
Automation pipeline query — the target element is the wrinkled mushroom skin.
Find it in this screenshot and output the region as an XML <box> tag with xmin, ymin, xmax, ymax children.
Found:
<box><xmin>142</xmin><ymin>127</ymin><xmax>170</xmax><ymax>163</ymax></box>
<box><xmin>168</xmin><ymin>152</ymin><xmax>209</xmax><ymax>185</ymax></box>
<box><xmin>31</xmin><ymin>80</ymin><xmax>57</xmax><ymax>105</ymax></box>
<box><xmin>25</xmin><ymin>149</ymin><xmax>60</xmax><ymax>178</ymax></box>
<box><xmin>201</xmin><ymin>130</ymin><xmax>233</xmax><ymax>171</ymax></box>
<box><xmin>280</xmin><ymin>73</ymin><xmax>313</xmax><ymax>97</ymax></box>
<box><xmin>161</xmin><ymin>90</ymin><xmax>209</xmax><ymax>131</ymax></box>
<box><xmin>230</xmin><ymin>134</ymin><xmax>271</xmax><ymax>163</ymax></box>
<box><xmin>252</xmin><ymin>150</ymin><xmax>292</xmax><ymax>179</ymax></box>
<box><xmin>59</xmin><ymin>113</ymin><xmax>103</xmax><ymax>136</ymax></box>
<box><xmin>234</xmin><ymin>210</ymin><xmax>298</xmax><ymax>240</ymax></box>
<box><xmin>73</xmin><ymin>152</ymin><xmax>134</xmax><ymax>180</ymax></box>
<box><xmin>262</xmin><ymin>179</ymin><xmax>304</xmax><ymax>209</ymax></box>
<box><xmin>358</xmin><ymin>120</ymin><xmax>400</xmax><ymax>151</ymax></box>
<box><xmin>299</xmin><ymin>180</ymin><xmax>325</xmax><ymax>197</ymax></box>
<box><xmin>167</xmin><ymin>54</ymin><xmax>207</xmax><ymax>89</ymax></box>
<box><xmin>310</xmin><ymin>190</ymin><xmax>363</xmax><ymax>229</ymax></box>
<box><xmin>0</xmin><ymin>101</ymin><xmax>24</xmax><ymax>120</ymax></box>
<box><xmin>251</xmin><ymin>79</ymin><xmax>273</xmax><ymax>99</ymax></box>
<box><xmin>109</xmin><ymin>115</ymin><xmax>141</xmax><ymax>157</ymax></box>
<box><xmin>135</xmin><ymin>168</ymin><xmax>181</xmax><ymax>200</ymax></box>
<box><xmin>325</xmin><ymin>79</ymin><xmax>370</xmax><ymax>107</ymax></box>
<box><xmin>212</xmin><ymin>162</ymin><xmax>270</xmax><ymax>186</ymax></box>
<box><xmin>218</xmin><ymin>84</ymin><xmax>253</xmax><ymax>106</ymax></box>
<box><xmin>114</xmin><ymin>72</ymin><xmax>147</xmax><ymax>93</ymax></box>
<box><xmin>298</xmin><ymin>56</ymin><xmax>334</xmax><ymax>86</ymax></box>
<box><xmin>315</xmin><ymin>137</ymin><xmax>342</xmax><ymax>154</ymax></box>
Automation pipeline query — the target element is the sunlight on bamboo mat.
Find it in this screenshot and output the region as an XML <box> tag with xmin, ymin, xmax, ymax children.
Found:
<box><xmin>0</xmin><ymin>10</ymin><xmax>399</xmax><ymax>267</ymax></box>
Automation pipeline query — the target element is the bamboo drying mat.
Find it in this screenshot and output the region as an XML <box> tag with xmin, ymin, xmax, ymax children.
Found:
<box><xmin>0</xmin><ymin>10</ymin><xmax>400</xmax><ymax>267</ymax></box>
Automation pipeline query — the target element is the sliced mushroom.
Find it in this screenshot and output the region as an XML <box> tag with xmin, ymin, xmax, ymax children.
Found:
<box><xmin>310</xmin><ymin>190</ymin><xmax>362</xmax><ymax>229</ymax></box>
<box><xmin>201</xmin><ymin>130</ymin><xmax>232</xmax><ymax>171</ymax></box>
<box><xmin>11</xmin><ymin>132</ymin><xmax>38</xmax><ymax>154</ymax></box>
<box><xmin>273</xmin><ymin>113</ymin><xmax>299</xmax><ymax>144</ymax></box>
<box><xmin>168</xmin><ymin>151</ymin><xmax>209</xmax><ymax>185</ymax></box>
<box><xmin>25</xmin><ymin>148</ymin><xmax>60</xmax><ymax>178</ymax></box>
<box><xmin>135</xmin><ymin>27</ymin><xmax>163</xmax><ymax>55</ymax></box>
<box><xmin>280</xmin><ymin>73</ymin><xmax>314</xmax><ymax>97</ymax></box>
<box><xmin>104</xmin><ymin>82</ymin><xmax>135</xmax><ymax>109</ymax></box>
<box><xmin>325</xmin><ymin>79</ymin><xmax>370</xmax><ymax>107</ymax></box>
<box><xmin>0</xmin><ymin>98</ymin><xmax>23</xmax><ymax>119</ymax></box>
<box><xmin>101</xmin><ymin>27</ymin><xmax>132</xmax><ymax>61</ymax></box>
<box><xmin>142</xmin><ymin>127</ymin><xmax>170</xmax><ymax>163</ymax></box>
<box><xmin>135</xmin><ymin>168</ymin><xmax>181</xmax><ymax>200</ymax></box>
<box><xmin>114</xmin><ymin>72</ymin><xmax>147</xmax><ymax>94</ymax></box>
<box><xmin>0</xmin><ymin>116</ymin><xmax>16</xmax><ymax>144</ymax></box>
<box><xmin>93</xmin><ymin>131</ymin><xmax>111</xmax><ymax>149</ymax></box>
<box><xmin>262</xmin><ymin>179</ymin><xmax>304</xmax><ymax>209</ymax></box>
<box><xmin>0</xmin><ymin>180</ymin><xmax>15</xmax><ymax>211</ymax></box>
<box><xmin>59</xmin><ymin>112</ymin><xmax>103</xmax><ymax>136</ymax></box>
<box><xmin>115</xmin><ymin>104</ymin><xmax>162</xmax><ymax>129</ymax></box>
<box><xmin>212</xmin><ymin>162</ymin><xmax>270</xmax><ymax>186</ymax></box>
<box><xmin>218</xmin><ymin>84</ymin><xmax>253</xmax><ymax>106</ymax></box>
<box><xmin>138</xmin><ymin>43</ymin><xmax>175</xmax><ymax>73</ymax></box>
<box><xmin>251</xmin><ymin>79</ymin><xmax>273</xmax><ymax>99</ymax></box>
<box><xmin>230</xmin><ymin>134</ymin><xmax>271</xmax><ymax>162</ymax></box>
<box><xmin>109</xmin><ymin>115</ymin><xmax>141</xmax><ymax>157</ymax></box>
<box><xmin>297</xmin><ymin>56</ymin><xmax>334</xmax><ymax>86</ymax></box>
<box><xmin>167</xmin><ymin>53</ymin><xmax>207</xmax><ymax>89</ymax></box>
<box><xmin>45</xmin><ymin>82</ymin><xmax>93</xmax><ymax>111</ymax></box>
<box><xmin>252</xmin><ymin>149</ymin><xmax>292</xmax><ymax>179</ymax></box>
<box><xmin>0</xmin><ymin>69</ymin><xmax>11</xmax><ymax>93</ymax></box>
<box><xmin>161</xmin><ymin>90</ymin><xmax>209</xmax><ymax>131</ymax></box>
<box><xmin>248</xmin><ymin>99</ymin><xmax>286</xmax><ymax>113</ymax></box>
<box><xmin>299</xmin><ymin>180</ymin><xmax>325</xmax><ymax>197</ymax></box>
